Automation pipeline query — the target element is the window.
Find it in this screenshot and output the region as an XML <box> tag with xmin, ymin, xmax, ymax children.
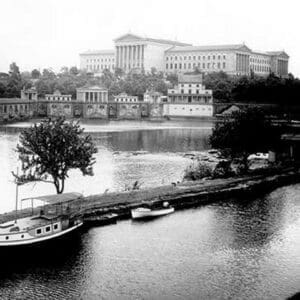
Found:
<box><xmin>6</xmin><ymin>236</ymin><xmax>9</xmax><ymax>240</ymax></box>
<box><xmin>53</xmin><ymin>224</ymin><xmax>59</xmax><ymax>230</ymax></box>
<box><xmin>223</xmin><ymin>62</ymin><xmax>226</xmax><ymax>69</ymax></box>
<box><xmin>21</xmin><ymin>235</ymin><xmax>24</xmax><ymax>238</ymax></box>
<box><xmin>166</xmin><ymin>64</ymin><xmax>168</xmax><ymax>69</ymax></box>
<box><xmin>223</xmin><ymin>55</ymin><xmax>226</xmax><ymax>59</ymax></box>
<box><xmin>208</xmin><ymin>56</ymin><xmax>210</xmax><ymax>60</ymax></box>
<box><xmin>218</xmin><ymin>62</ymin><xmax>220</xmax><ymax>69</ymax></box>
<box><xmin>218</xmin><ymin>55</ymin><xmax>221</xmax><ymax>60</ymax></box>
<box><xmin>207</xmin><ymin>63</ymin><xmax>210</xmax><ymax>68</ymax></box>
<box><xmin>213</xmin><ymin>55</ymin><xmax>215</xmax><ymax>60</ymax></box>
<box><xmin>45</xmin><ymin>226</ymin><xmax>51</xmax><ymax>232</ymax></box>
<box><xmin>36</xmin><ymin>228</ymin><xmax>42</xmax><ymax>235</ymax></box>
<box><xmin>181</xmin><ymin>89</ymin><xmax>184</xmax><ymax>94</ymax></box>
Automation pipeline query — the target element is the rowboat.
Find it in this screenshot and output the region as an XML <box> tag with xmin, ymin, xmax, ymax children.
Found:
<box><xmin>0</xmin><ymin>192</ymin><xmax>83</xmax><ymax>247</ymax></box>
<box><xmin>131</xmin><ymin>206</ymin><xmax>174</xmax><ymax>219</ymax></box>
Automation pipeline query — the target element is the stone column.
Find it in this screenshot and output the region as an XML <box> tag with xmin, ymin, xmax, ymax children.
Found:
<box><xmin>116</xmin><ymin>46</ymin><xmax>119</xmax><ymax>69</ymax></box>
<box><xmin>133</xmin><ymin>45</ymin><xmax>136</xmax><ymax>67</ymax></box>
<box><xmin>137</xmin><ymin>45</ymin><xmax>140</xmax><ymax>67</ymax></box>
<box><xmin>141</xmin><ymin>45</ymin><xmax>144</xmax><ymax>69</ymax></box>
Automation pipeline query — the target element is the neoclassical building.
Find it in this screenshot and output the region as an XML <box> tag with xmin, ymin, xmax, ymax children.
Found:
<box><xmin>80</xmin><ymin>33</ymin><xmax>289</xmax><ymax>77</ymax></box>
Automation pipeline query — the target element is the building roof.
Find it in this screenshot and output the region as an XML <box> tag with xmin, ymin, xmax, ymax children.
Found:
<box><xmin>166</xmin><ymin>44</ymin><xmax>252</xmax><ymax>53</ymax></box>
<box><xmin>114</xmin><ymin>33</ymin><xmax>191</xmax><ymax>46</ymax></box>
<box><xmin>80</xmin><ymin>49</ymin><xmax>115</xmax><ymax>56</ymax></box>
<box><xmin>114</xmin><ymin>93</ymin><xmax>137</xmax><ymax>97</ymax></box>
<box><xmin>266</xmin><ymin>51</ymin><xmax>289</xmax><ymax>58</ymax></box>
<box><xmin>0</xmin><ymin>98</ymin><xmax>32</xmax><ymax>104</ymax></box>
<box><xmin>77</xmin><ymin>85</ymin><xmax>107</xmax><ymax>91</ymax></box>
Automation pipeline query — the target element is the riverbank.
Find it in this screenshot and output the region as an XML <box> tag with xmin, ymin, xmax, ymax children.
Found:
<box><xmin>0</xmin><ymin>165</ymin><xmax>299</xmax><ymax>225</ymax></box>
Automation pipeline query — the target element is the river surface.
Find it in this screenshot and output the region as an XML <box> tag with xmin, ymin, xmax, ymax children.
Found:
<box><xmin>0</xmin><ymin>120</ymin><xmax>299</xmax><ymax>299</ymax></box>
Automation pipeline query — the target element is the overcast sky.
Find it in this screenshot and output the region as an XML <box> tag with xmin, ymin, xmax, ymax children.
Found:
<box><xmin>0</xmin><ymin>0</ymin><xmax>299</xmax><ymax>76</ymax></box>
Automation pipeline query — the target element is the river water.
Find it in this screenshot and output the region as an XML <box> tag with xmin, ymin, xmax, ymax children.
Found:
<box><xmin>0</xmin><ymin>120</ymin><xmax>299</xmax><ymax>299</ymax></box>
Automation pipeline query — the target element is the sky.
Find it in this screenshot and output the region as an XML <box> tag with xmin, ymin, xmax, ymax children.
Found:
<box><xmin>0</xmin><ymin>0</ymin><xmax>299</xmax><ymax>76</ymax></box>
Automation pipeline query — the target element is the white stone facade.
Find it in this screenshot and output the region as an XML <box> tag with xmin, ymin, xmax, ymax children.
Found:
<box><xmin>80</xmin><ymin>33</ymin><xmax>289</xmax><ymax>77</ymax></box>
<box><xmin>80</xmin><ymin>50</ymin><xmax>115</xmax><ymax>74</ymax></box>
<box><xmin>76</xmin><ymin>86</ymin><xmax>108</xmax><ymax>103</ymax></box>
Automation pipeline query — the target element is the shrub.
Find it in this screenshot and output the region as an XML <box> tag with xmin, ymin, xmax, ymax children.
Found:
<box><xmin>183</xmin><ymin>161</ymin><xmax>213</xmax><ymax>181</ymax></box>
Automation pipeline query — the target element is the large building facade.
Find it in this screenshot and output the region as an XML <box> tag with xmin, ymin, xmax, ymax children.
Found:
<box><xmin>80</xmin><ymin>33</ymin><xmax>289</xmax><ymax>77</ymax></box>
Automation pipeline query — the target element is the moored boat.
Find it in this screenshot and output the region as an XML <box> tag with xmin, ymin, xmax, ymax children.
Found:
<box><xmin>131</xmin><ymin>206</ymin><xmax>174</xmax><ymax>219</ymax></box>
<box><xmin>0</xmin><ymin>192</ymin><xmax>83</xmax><ymax>247</ymax></box>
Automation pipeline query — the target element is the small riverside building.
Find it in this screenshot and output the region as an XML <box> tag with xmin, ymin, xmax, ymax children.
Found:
<box><xmin>144</xmin><ymin>90</ymin><xmax>168</xmax><ymax>103</ymax></box>
<box><xmin>76</xmin><ymin>86</ymin><xmax>109</xmax><ymax>119</ymax></box>
<box><xmin>113</xmin><ymin>93</ymin><xmax>139</xmax><ymax>103</ymax></box>
<box><xmin>76</xmin><ymin>85</ymin><xmax>108</xmax><ymax>103</ymax></box>
<box><xmin>0</xmin><ymin>87</ymin><xmax>36</xmax><ymax>121</ymax></box>
<box><xmin>45</xmin><ymin>90</ymin><xmax>72</xmax><ymax>102</ymax></box>
<box><xmin>164</xmin><ymin>73</ymin><xmax>213</xmax><ymax>117</ymax></box>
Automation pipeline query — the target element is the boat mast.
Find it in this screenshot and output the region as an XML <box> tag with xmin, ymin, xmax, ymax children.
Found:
<box><xmin>15</xmin><ymin>167</ymin><xmax>19</xmax><ymax>224</ymax></box>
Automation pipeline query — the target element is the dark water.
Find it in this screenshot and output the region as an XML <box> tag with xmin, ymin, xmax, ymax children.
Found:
<box><xmin>0</xmin><ymin>185</ymin><xmax>299</xmax><ymax>299</ymax></box>
<box><xmin>0</xmin><ymin>120</ymin><xmax>299</xmax><ymax>299</ymax></box>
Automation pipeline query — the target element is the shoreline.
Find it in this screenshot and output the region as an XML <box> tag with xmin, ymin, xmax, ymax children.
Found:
<box><xmin>1</xmin><ymin>165</ymin><xmax>299</xmax><ymax>225</ymax></box>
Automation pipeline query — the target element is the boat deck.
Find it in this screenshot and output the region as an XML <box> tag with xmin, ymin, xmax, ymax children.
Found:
<box><xmin>0</xmin><ymin>215</ymin><xmax>59</xmax><ymax>234</ymax></box>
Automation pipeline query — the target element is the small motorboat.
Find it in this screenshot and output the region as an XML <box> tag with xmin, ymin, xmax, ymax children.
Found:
<box><xmin>131</xmin><ymin>202</ymin><xmax>174</xmax><ymax>220</ymax></box>
<box><xmin>84</xmin><ymin>213</ymin><xmax>118</xmax><ymax>227</ymax></box>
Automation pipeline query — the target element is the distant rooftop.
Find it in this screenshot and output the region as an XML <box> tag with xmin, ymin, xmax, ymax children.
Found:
<box><xmin>114</xmin><ymin>33</ymin><xmax>191</xmax><ymax>47</ymax></box>
<box><xmin>167</xmin><ymin>44</ymin><xmax>250</xmax><ymax>53</ymax></box>
<box><xmin>80</xmin><ymin>49</ymin><xmax>115</xmax><ymax>55</ymax></box>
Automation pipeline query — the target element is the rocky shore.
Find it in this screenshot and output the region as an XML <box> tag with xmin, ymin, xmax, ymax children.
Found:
<box><xmin>0</xmin><ymin>165</ymin><xmax>299</xmax><ymax>225</ymax></box>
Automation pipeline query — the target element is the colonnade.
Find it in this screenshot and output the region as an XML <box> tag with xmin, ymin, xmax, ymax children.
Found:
<box><xmin>116</xmin><ymin>44</ymin><xmax>145</xmax><ymax>70</ymax></box>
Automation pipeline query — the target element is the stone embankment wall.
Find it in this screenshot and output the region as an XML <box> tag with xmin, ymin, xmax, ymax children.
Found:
<box><xmin>0</xmin><ymin>167</ymin><xmax>299</xmax><ymax>224</ymax></box>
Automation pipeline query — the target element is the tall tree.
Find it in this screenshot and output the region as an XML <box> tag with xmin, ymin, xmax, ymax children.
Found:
<box><xmin>15</xmin><ymin>118</ymin><xmax>98</xmax><ymax>194</ymax></box>
<box><xmin>210</xmin><ymin>108</ymin><xmax>280</xmax><ymax>170</ymax></box>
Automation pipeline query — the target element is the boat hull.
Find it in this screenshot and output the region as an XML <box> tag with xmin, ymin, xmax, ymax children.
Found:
<box><xmin>131</xmin><ymin>207</ymin><xmax>174</xmax><ymax>219</ymax></box>
<box><xmin>0</xmin><ymin>222</ymin><xmax>83</xmax><ymax>248</ymax></box>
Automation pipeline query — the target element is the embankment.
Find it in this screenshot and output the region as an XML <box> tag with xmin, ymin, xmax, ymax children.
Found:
<box><xmin>0</xmin><ymin>166</ymin><xmax>299</xmax><ymax>224</ymax></box>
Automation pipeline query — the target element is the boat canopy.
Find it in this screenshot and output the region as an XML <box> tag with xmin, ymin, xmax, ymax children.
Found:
<box><xmin>21</xmin><ymin>192</ymin><xmax>83</xmax><ymax>205</ymax></box>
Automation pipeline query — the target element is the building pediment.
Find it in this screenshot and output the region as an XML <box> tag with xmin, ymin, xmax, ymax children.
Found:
<box><xmin>114</xmin><ymin>33</ymin><xmax>143</xmax><ymax>43</ymax></box>
<box><xmin>236</xmin><ymin>45</ymin><xmax>252</xmax><ymax>52</ymax></box>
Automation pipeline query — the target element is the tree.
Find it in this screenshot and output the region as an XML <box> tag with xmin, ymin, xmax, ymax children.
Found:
<box><xmin>15</xmin><ymin>117</ymin><xmax>98</xmax><ymax>194</ymax></box>
<box><xmin>31</xmin><ymin>69</ymin><xmax>41</xmax><ymax>79</ymax></box>
<box><xmin>210</xmin><ymin>108</ymin><xmax>279</xmax><ymax>170</ymax></box>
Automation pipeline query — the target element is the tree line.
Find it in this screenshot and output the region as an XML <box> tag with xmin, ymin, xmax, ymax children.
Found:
<box><xmin>1</xmin><ymin>62</ymin><xmax>300</xmax><ymax>105</ymax></box>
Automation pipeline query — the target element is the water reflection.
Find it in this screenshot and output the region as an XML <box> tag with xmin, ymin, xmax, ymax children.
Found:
<box><xmin>0</xmin><ymin>184</ymin><xmax>299</xmax><ymax>299</ymax></box>
<box><xmin>0</xmin><ymin>123</ymin><xmax>211</xmax><ymax>213</ymax></box>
